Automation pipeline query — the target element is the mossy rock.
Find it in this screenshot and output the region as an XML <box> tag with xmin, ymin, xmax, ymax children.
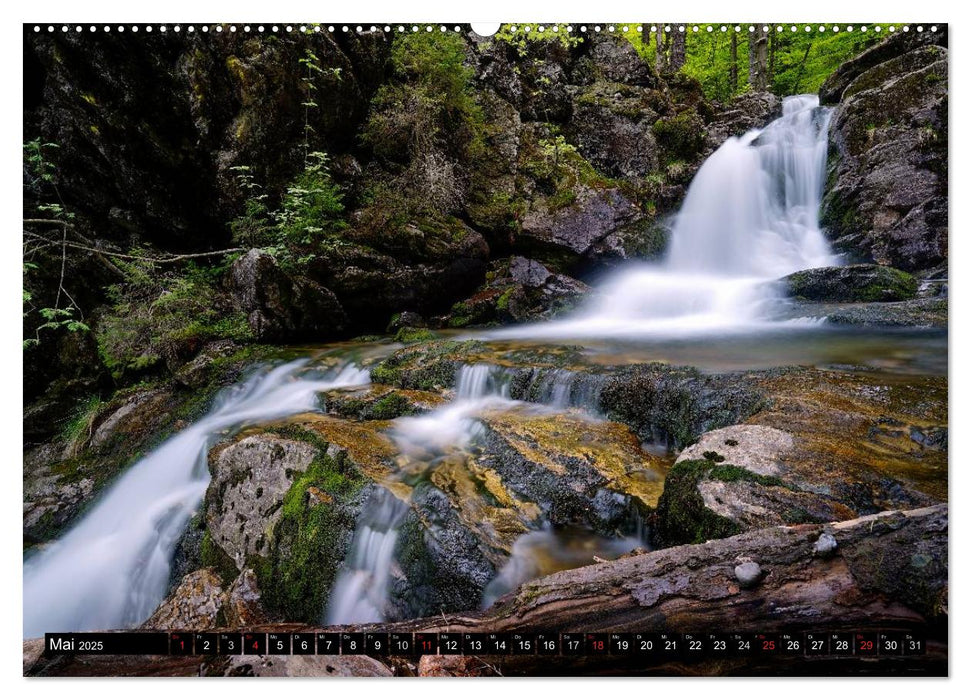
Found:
<box><xmin>782</xmin><ymin>264</ymin><xmax>918</xmax><ymax>303</ymax></box>
<box><xmin>369</xmin><ymin>340</ymin><xmax>486</xmax><ymax>391</ymax></box>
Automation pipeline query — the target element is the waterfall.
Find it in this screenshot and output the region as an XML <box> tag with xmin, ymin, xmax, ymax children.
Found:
<box><xmin>490</xmin><ymin>94</ymin><xmax>837</xmax><ymax>339</ymax></box>
<box><xmin>23</xmin><ymin>360</ymin><xmax>369</xmax><ymax>638</ymax></box>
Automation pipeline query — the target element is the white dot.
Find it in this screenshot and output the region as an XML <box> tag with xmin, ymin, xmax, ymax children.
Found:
<box><xmin>706</xmin><ymin>26</ymin><xmax>713</xmax><ymax>33</ymax></box>
<box><xmin>749</xmin><ymin>26</ymin><xmax>755</xmax><ymax>32</ymax></box>
<box><xmin>847</xmin><ymin>26</ymin><xmax>854</xmax><ymax>32</ymax></box>
<box><xmin>790</xmin><ymin>25</ymin><xmax>797</xmax><ymax>32</ymax></box>
<box><xmin>918</xmin><ymin>26</ymin><xmax>924</xmax><ymax>32</ymax></box>
<box><xmin>805</xmin><ymin>26</ymin><xmax>811</xmax><ymax>32</ymax></box>
<box><xmin>358</xmin><ymin>25</ymin><xmax>364</xmax><ymax>32</ymax></box>
<box><xmin>623</xmin><ymin>26</ymin><xmax>629</xmax><ymax>32</ymax></box>
<box><xmin>932</xmin><ymin>26</ymin><xmax>938</xmax><ymax>32</ymax></box>
<box><xmin>580</xmin><ymin>25</ymin><xmax>586</xmax><ymax>32</ymax></box>
<box><xmin>411</xmin><ymin>25</ymin><xmax>418</xmax><ymax>32</ymax></box>
<box><xmin>735</xmin><ymin>26</ymin><xmax>742</xmax><ymax>32</ymax></box>
<box><xmin>146</xmin><ymin>26</ymin><xmax>153</xmax><ymax>33</ymax></box>
<box><xmin>454</xmin><ymin>26</ymin><xmax>460</xmax><ymax>32</ymax></box>
<box><xmin>425</xmin><ymin>25</ymin><xmax>432</xmax><ymax>32</ymax></box>
<box><xmin>595</xmin><ymin>26</ymin><xmax>602</xmax><ymax>32</ymax></box>
<box><xmin>258</xmin><ymin>26</ymin><xmax>265</xmax><ymax>32</ymax></box>
<box><xmin>566</xmin><ymin>25</ymin><xmax>573</xmax><ymax>32</ymax></box>
<box><xmin>720</xmin><ymin>26</ymin><xmax>727</xmax><ymax>32</ymax></box>
<box><xmin>904</xmin><ymin>26</ymin><xmax>910</xmax><ymax>32</ymax></box>
<box><xmin>118</xmin><ymin>26</ymin><xmax>124</xmax><ymax>32</ymax></box>
<box><xmin>609</xmin><ymin>25</ymin><xmax>616</xmax><ymax>32</ymax></box>
<box><xmin>33</xmin><ymin>25</ymin><xmax>39</xmax><ymax>32</ymax></box>
<box><xmin>636</xmin><ymin>26</ymin><xmax>642</xmax><ymax>32</ymax></box>
<box><xmin>678</xmin><ymin>26</ymin><xmax>684</xmax><ymax>32</ymax></box>
<box><xmin>861</xmin><ymin>26</ymin><xmax>867</xmax><ymax>32</ymax></box>
<box><xmin>889</xmin><ymin>26</ymin><xmax>895</xmax><ymax>32</ymax></box>
<box><xmin>692</xmin><ymin>26</ymin><xmax>698</xmax><ymax>33</ymax></box>
<box><xmin>89</xmin><ymin>26</ymin><xmax>96</xmax><ymax>32</ymax></box>
<box><xmin>132</xmin><ymin>26</ymin><xmax>138</xmax><ymax>32</ymax></box>
<box><xmin>833</xmin><ymin>26</ymin><xmax>839</xmax><ymax>32</ymax></box>
<box><xmin>160</xmin><ymin>26</ymin><xmax>167</xmax><ymax>32</ymax></box>
<box><xmin>384</xmin><ymin>26</ymin><xmax>390</xmax><ymax>32</ymax></box>
<box><xmin>370</xmin><ymin>26</ymin><xmax>377</xmax><ymax>32</ymax></box>
<box><xmin>76</xmin><ymin>25</ymin><xmax>82</xmax><ymax>32</ymax></box>
<box><xmin>300</xmin><ymin>25</ymin><xmax>306</xmax><ymax>32</ymax></box>
<box><xmin>61</xmin><ymin>25</ymin><xmax>67</xmax><ymax>32</ymax></box>
<box><xmin>103</xmin><ymin>26</ymin><xmax>109</xmax><ymax>32</ymax></box>
<box><xmin>174</xmin><ymin>26</ymin><xmax>181</xmax><ymax>33</ymax></box>
<box><xmin>875</xmin><ymin>26</ymin><xmax>882</xmax><ymax>32</ymax></box>
<box><xmin>188</xmin><ymin>26</ymin><xmax>195</xmax><ymax>33</ymax></box>
<box><xmin>286</xmin><ymin>25</ymin><xmax>292</xmax><ymax>32</ymax></box>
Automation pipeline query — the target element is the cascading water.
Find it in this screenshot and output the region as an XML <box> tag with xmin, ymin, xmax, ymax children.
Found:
<box><xmin>325</xmin><ymin>363</ymin><xmax>516</xmax><ymax>625</ymax></box>
<box><xmin>23</xmin><ymin>360</ymin><xmax>369</xmax><ymax>638</ymax></box>
<box><xmin>491</xmin><ymin>94</ymin><xmax>837</xmax><ymax>339</ymax></box>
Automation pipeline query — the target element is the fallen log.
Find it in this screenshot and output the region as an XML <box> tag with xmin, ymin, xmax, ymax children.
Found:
<box><xmin>25</xmin><ymin>505</ymin><xmax>947</xmax><ymax>676</ymax></box>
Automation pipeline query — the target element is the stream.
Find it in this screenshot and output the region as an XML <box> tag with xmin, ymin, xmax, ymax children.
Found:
<box><xmin>22</xmin><ymin>95</ymin><xmax>946</xmax><ymax>637</ymax></box>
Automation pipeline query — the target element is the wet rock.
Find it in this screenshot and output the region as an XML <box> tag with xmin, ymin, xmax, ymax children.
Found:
<box><xmin>206</xmin><ymin>434</ymin><xmax>318</xmax><ymax>568</ymax></box>
<box><xmin>204</xmin><ymin>417</ymin><xmax>389</xmax><ymax>623</ymax></box>
<box><xmin>599</xmin><ymin>364</ymin><xmax>768</xmax><ymax>450</ymax></box>
<box><xmin>734</xmin><ymin>560</ymin><xmax>762</xmax><ymax>589</ymax></box>
<box><xmin>813</xmin><ymin>532</ymin><xmax>838</xmax><ymax>558</ymax></box>
<box><xmin>229</xmin><ymin>249</ymin><xmax>348</xmax><ymax>342</ymax></box>
<box><xmin>821</xmin><ymin>37</ymin><xmax>948</xmax><ymax>273</ymax></box>
<box><xmin>816</xmin><ymin>297</ymin><xmax>947</xmax><ymax>328</ymax></box>
<box><xmin>143</xmin><ymin>568</ymin><xmax>226</xmax><ymax>629</ymax></box>
<box><xmin>223</xmin><ymin>568</ymin><xmax>268</xmax><ymax>627</ymax></box>
<box><xmin>782</xmin><ymin>264</ymin><xmax>918</xmax><ymax>303</ymax></box>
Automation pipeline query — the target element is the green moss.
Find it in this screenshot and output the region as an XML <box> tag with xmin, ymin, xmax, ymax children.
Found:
<box><xmin>200</xmin><ymin>530</ymin><xmax>240</xmax><ymax>585</ymax></box>
<box><xmin>654</xmin><ymin>459</ymin><xmax>742</xmax><ymax>546</ymax></box>
<box><xmin>652</xmin><ymin>111</ymin><xmax>706</xmax><ymax>164</ymax></box>
<box><xmin>394</xmin><ymin>327</ymin><xmax>437</xmax><ymax>344</ymax></box>
<box><xmin>256</xmin><ymin>449</ymin><xmax>368</xmax><ymax>622</ymax></box>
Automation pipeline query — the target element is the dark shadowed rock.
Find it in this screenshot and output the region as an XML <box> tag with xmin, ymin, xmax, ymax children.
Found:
<box><xmin>520</xmin><ymin>187</ymin><xmax>638</xmax><ymax>258</ymax></box>
<box><xmin>229</xmin><ymin>249</ymin><xmax>347</xmax><ymax>342</ymax></box>
<box><xmin>706</xmin><ymin>91</ymin><xmax>782</xmax><ymax>146</ymax></box>
<box><xmin>821</xmin><ymin>36</ymin><xmax>948</xmax><ymax>273</ymax></box>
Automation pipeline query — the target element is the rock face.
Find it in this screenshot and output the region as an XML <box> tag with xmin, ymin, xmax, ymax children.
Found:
<box><xmin>782</xmin><ymin>264</ymin><xmax>918</xmax><ymax>303</ymax></box>
<box><xmin>520</xmin><ymin>187</ymin><xmax>639</xmax><ymax>259</ymax></box>
<box><xmin>229</xmin><ymin>249</ymin><xmax>347</xmax><ymax>342</ymax></box>
<box><xmin>821</xmin><ymin>32</ymin><xmax>948</xmax><ymax>273</ymax></box>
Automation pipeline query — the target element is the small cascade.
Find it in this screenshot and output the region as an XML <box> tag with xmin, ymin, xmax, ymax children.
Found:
<box><xmin>324</xmin><ymin>490</ymin><xmax>410</xmax><ymax>625</ymax></box>
<box><xmin>23</xmin><ymin>360</ymin><xmax>369</xmax><ymax>638</ymax></box>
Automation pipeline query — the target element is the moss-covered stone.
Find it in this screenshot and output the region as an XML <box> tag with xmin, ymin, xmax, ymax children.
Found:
<box><xmin>653</xmin><ymin>459</ymin><xmax>743</xmax><ymax>547</ymax></box>
<box><xmin>782</xmin><ymin>264</ymin><xmax>918</xmax><ymax>303</ymax></box>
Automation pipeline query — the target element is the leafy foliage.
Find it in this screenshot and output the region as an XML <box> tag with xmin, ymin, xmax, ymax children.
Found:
<box><xmin>96</xmin><ymin>260</ymin><xmax>252</xmax><ymax>378</ymax></box>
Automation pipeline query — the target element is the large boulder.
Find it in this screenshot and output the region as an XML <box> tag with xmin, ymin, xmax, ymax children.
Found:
<box><xmin>229</xmin><ymin>249</ymin><xmax>348</xmax><ymax>342</ymax></box>
<box><xmin>782</xmin><ymin>264</ymin><xmax>918</xmax><ymax>302</ymax></box>
<box><xmin>821</xmin><ymin>36</ymin><xmax>948</xmax><ymax>273</ymax></box>
<box><xmin>706</xmin><ymin>91</ymin><xmax>782</xmax><ymax>146</ymax></box>
<box><xmin>520</xmin><ymin>187</ymin><xmax>639</xmax><ymax>259</ymax></box>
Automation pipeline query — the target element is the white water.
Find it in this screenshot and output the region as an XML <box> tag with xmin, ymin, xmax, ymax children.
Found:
<box><xmin>23</xmin><ymin>360</ymin><xmax>369</xmax><ymax>638</ymax></box>
<box><xmin>325</xmin><ymin>364</ymin><xmax>517</xmax><ymax>625</ymax></box>
<box><xmin>491</xmin><ymin>94</ymin><xmax>837</xmax><ymax>340</ymax></box>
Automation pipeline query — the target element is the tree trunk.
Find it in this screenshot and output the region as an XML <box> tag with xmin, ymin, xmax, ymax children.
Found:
<box><xmin>654</xmin><ymin>25</ymin><xmax>666</xmax><ymax>72</ymax></box>
<box><xmin>749</xmin><ymin>25</ymin><xmax>769</xmax><ymax>90</ymax></box>
<box><xmin>769</xmin><ymin>29</ymin><xmax>777</xmax><ymax>86</ymax></box>
<box><xmin>729</xmin><ymin>33</ymin><xmax>738</xmax><ymax>94</ymax></box>
<box><xmin>669</xmin><ymin>28</ymin><xmax>686</xmax><ymax>72</ymax></box>
<box><xmin>27</xmin><ymin>506</ymin><xmax>947</xmax><ymax>677</ymax></box>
